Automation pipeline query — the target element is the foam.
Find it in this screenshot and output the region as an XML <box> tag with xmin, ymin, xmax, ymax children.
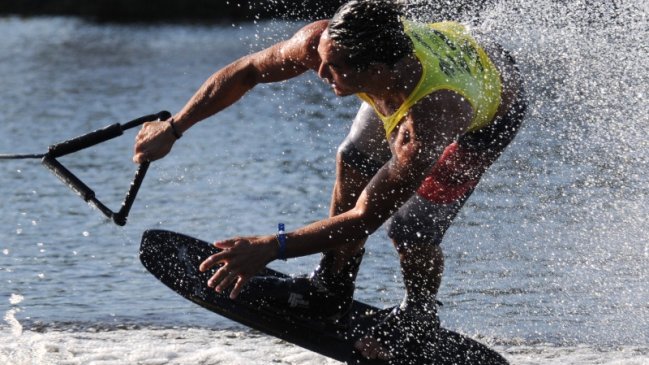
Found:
<box><xmin>4</xmin><ymin>294</ymin><xmax>24</xmax><ymax>337</ymax></box>
<box><xmin>0</xmin><ymin>326</ymin><xmax>339</xmax><ymax>365</ymax></box>
<box><xmin>0</xmin><ymin>325</ymin><xmax>647</xmax><ymax>365</ymax></box>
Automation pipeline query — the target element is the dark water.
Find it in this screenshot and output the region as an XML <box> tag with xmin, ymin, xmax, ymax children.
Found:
<box><xmin>1</xmin><ymin>2</ymin><xmax>648</xmax><ymax>363</ymax></box>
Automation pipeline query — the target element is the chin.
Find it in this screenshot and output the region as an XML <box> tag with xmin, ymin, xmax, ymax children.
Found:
<box><xmin>332</xmin><ymin>88</ymin><xmax>354</xmax><ymax>97</ymax></box>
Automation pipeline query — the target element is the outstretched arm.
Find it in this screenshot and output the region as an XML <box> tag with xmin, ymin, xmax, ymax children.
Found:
<box><xmin>133</xmin><ymin>20</ymin><xmax>327</xmax><ymax>163</ymax></box>
<box><xmin>171</xmin><ymin>20</ymin><xmax>327</xmax><ymax>135</ymax></box>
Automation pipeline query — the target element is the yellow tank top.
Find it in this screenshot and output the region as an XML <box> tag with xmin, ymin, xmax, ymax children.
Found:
<box><xmin>358</xmin><ymin>20</ymin><xmax>502</xmax><ymax>137</ymax></box>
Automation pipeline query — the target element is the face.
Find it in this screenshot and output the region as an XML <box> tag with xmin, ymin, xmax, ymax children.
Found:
<box><xmin>317</xmin><ymin>30</ymin><xmax>372</xmax><ymax>96</ymax></box>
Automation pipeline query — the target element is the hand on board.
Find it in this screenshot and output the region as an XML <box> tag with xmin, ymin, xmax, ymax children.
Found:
<box><xmin>199</xmin><ymin>236</ymin><xmax>278</xmax><ymax>299</ymax></box>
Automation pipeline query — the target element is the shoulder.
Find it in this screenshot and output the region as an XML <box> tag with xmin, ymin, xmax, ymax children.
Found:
<box><xmin>407</xmin><ymin>90</ymin><xmax>473</xmax><ymax>136</ymax></box>
<box><xmin>294</xmin><ymin>20</ymin><xmax>329</xmax><ymax>41</ymax></box>
<box><xmin>284</xmin><ymin>20</ymin><xmax>328</xmax><ymax>69</ymax></box>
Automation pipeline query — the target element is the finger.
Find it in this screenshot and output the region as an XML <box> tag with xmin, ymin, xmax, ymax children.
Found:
<box><xmin>369</xmin><ymin>345</ymin><xmax>380</xmax><ymax>360</ymax></box>
<box><xmin>214</xmin><ymin>240</ymin><xmax>236</xmax><ymax>250</ymax></box>
<box><xmin>229</xmin><ymin>275</ymin><xmax>249</xmax><ymax>300</ymax></box>
<box><xmin>212</xmin><ymin>241</ymin><xmax>234</xmax><ymax>250</ymax></box>
<box><xmin>133</xmin><ymin>151</ymin><xmax>150</xmax><ymax>164</ymax></box>
<box><xmin>215</xmin><ymin>270</ymin><xmax>239</xmax><ymax>293</ymax></box>
<box><xmin>207</xmin><ymin>265</ymin><xmax>230</xmax><ymax>289</ymax></box>
<box><xmin>199</xmin><ymin>252</ymin><xmax>230</xmax><ymax>272</ymax></box>
<box><xmin>354</xmin><ymin>338</ymin><xmax>363</xmax><ymax>352</ymax></box>
<box><xmin>361</xmin><ymin>345</ymin><xmax>371</xmax><ymax>359</ymax></box>
<box><xmin>365</xmin><ymin>339</ymin><xmax>389</xmax><ymax>360</ymax></box>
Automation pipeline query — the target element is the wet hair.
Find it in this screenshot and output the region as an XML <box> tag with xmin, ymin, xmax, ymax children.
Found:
<box><xmin>327</xmin><ymin>0</ymin><xmax>413</xmax><ymax>70</ymax></box>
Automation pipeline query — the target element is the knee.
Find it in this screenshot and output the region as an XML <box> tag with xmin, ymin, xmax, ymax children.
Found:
<box><xmin>336</xmin><ymin>138</ymin><xmax>354</xmax><ymax>166</ymax></box>
<box><xmin>337</xmin><ymin>139</ymin><xmax>383</xmax><ymax>178</ymax></box>
<box><xmin>388</xmin><ymin>223</ymin><xmax>445</xmax><ymax>255</ymax></box>
<box><xmin>392</xmin><ymin>236</ymin><xmax>444</xmax><ymax>256</ymax></box>
<box><xmin>387</xmin><ymin>197</ymin><xmax>459</xmax><ymax>252</ymax></box>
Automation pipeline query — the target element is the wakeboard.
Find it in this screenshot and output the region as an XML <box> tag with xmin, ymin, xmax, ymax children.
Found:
<box><xmin>139</xmin><ymin>229</ymin><xmax>508</xmax><ymax>365</ymax></box>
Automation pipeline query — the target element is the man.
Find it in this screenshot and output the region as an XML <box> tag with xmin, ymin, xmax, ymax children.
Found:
<box><xmin>134</xmin><ymin>0</ymin><xmax>525</xmax><ymax>361</ymax></box>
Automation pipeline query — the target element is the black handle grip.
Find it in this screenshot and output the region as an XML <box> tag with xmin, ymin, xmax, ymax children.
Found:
<box><xmin>47</xmin><ymin>111</ymin><xmax>172</xmax><ymax>158</ymax></box>
<box><xmin>42</xmin><ymin>155</ymin><xmax>115</xmax><ymax>219</ymax></box>
<box><xmin>122</xmin><ymin>111</ymin><xmax>172</xmax><ymax>130</ymax></box>
<box><xmin>112</xmin><ymin>162</ymin><xmax>150</xmax><ymax>226</ymax></box>
<box><xmin>112</xmin><ymin>110</ymin><xmax>170</xmax><ymax>225</ymax></box>
<box><xmin>48</xmin><ymin>123</ymin><xmax>123</xmax><ymax>158</ymax></box>
<box><xmin>42</xmin><ymin>154</ymin><xmax>95</xmax><ymax>201</ymax></box>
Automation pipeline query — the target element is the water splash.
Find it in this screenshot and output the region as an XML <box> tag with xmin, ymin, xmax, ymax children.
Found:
<box><xmin>0</xmin><ymin>4</ymin><xmax>647</xmax><ymax>362</ymax></box>
<box><xmin>5</xmin><ymin>294</ymin><xmax>25</xmax><ymax>337</ymax></box>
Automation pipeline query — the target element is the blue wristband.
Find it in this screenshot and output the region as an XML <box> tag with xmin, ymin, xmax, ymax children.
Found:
<box><xmin>276</xmin><ymin>223</ymin><xmax>287</xmax><ymax>261</ymax></box>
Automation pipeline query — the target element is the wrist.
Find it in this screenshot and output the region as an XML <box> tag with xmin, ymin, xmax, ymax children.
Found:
<box><xmin>167</xmin><ymin>118</ymin><xmax>182</xmax><ymax>139</ymax></box>
<box><xmin>261</xmin><ymin>235</ymin><xmax>280</xmax><ymax>263</ymax></box>
<box><xmin>275</xmin><ymin>223</ymin><xmax>287</xmax><ymax>261</ymax></box>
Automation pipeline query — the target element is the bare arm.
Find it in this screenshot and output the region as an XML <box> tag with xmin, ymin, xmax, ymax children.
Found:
<box><xmin>133</xmin><ymin>20</ymin><xmax>327</xmax><ymax>163</ymax></box>
<box><xmin>172</xmin><ymin>20</ymin><xmax>327</xmax><ymax>134</ymax></box>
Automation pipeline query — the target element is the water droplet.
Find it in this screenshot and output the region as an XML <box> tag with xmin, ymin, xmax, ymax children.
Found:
<box><xmin>9</xmin><ymin>294</ymin><xmax>24</xmax><ymax>305</ymax></box>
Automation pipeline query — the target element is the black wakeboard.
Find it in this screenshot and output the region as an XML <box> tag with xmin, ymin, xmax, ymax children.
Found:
<box><xmin>139</xmin><ymin>229</ymin><xmax>508</xmax><ymax>365</ymax></box>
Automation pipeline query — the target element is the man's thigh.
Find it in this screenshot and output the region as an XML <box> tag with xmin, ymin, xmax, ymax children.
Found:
<box><xmin>389</xmin><ymin>95</ymin><xmax>527</xmax><ymax>248</ymax></box>
<box><xmin>338</xmin><ymin>102</ymin><xmax>391</xmax><ymax>177</ymax></box>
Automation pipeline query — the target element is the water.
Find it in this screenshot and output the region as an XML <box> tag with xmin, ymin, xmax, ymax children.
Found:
<box><xmin>1</xmin><ymin>1</ymin><xmax>648</xmax><ymax>363</ymax></box>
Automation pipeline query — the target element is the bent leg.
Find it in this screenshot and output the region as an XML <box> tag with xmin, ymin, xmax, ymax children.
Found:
<box><xmin>395</xmin><ymin>94</ymin><xmax>527</xmax><ymax>307</ymax></box>
<box><xmin>355</xmin><ymin>195</ymin><xmax>468</xmax><ymax>360</ymax></box>
<box><xmin>290</xmin><ymin>102</ymin><xmax>391</xmax><ymax>321</ymax></box>
<box><xmin>317</xmin><ymin>102</ymin><xmax>390</xmax><ymax>274</ymax></box>
<box><xmin>355</xmin><ymin>95</ymin><xmax>527</xmax><ymax>360</ymax></box>
<box><xmin>303</xmin><ymin>103</ymin><xmax>390</xmax><ymax>320</ymax></box>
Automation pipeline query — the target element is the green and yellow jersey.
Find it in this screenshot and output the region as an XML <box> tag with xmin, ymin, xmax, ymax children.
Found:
<box><xmin>358</xmin><ymin>20</ymin><xmax>502</xmax><ymax>137</ymax></box>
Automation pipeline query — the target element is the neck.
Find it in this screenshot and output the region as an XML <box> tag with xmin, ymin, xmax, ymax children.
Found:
<box><xmin>364</xmin><ymin>54</ymin><xmax>422</xmax><ymax>109</ymax></box>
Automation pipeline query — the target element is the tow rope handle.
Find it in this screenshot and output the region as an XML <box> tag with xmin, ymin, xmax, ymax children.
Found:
<box><xmin>40</xmin><ymin>110</ymin><xmax>171</xmax><ymax>226</ymax></box>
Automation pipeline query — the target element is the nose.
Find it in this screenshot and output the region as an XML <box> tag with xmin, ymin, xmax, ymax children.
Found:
<box><xmin>318</xmin><ymin>63</ymin><xmax>330</xmax><ymax>82</ymax></box>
